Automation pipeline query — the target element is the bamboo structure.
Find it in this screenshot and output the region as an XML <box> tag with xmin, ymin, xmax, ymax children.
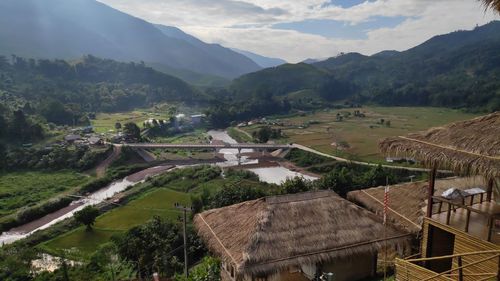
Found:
<box><xmin>378</xmin><ymin>113</ymin><xmax>500</xmax><ymax>280</ymax></box>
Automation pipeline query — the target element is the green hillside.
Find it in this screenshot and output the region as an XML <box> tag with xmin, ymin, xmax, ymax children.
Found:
<box><xmin>228</xmin><ymin>21</ymin><xmax>500</xmax><ymax>112</ymax></box>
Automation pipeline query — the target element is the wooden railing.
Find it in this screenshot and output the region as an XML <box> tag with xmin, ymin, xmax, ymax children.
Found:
<box><xmin>395</xmin><ymin>250</ymin><xmax>500</xmax><ymax>281</ymax></box>
<box><xmin>432</xmin><ymin>196</ymin><xmax>500</xmax><ymax>241</ymax></box>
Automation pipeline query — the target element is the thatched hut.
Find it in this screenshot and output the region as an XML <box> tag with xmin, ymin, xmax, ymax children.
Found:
<box><xmin>348</xmin><ymin>182</ymin><xmax>427</xmax><ymax>235</ymax></box>
<box><xmin>347</xmin><ymin>177</ymin><xmax>488</xmax><ymax>235</ymax></box>
<box><xmin>380</xmin><ymin>112</ymin><xmax>499</xmax><ymax>213</ymax></box>
<box><xmin>194</xmin><ymin>190</ymin><xmax>411</xmax><ymax>281</ymax></box>
<box><xmin>380</xmin><ymin>112</ymin><xmax>499</xmax><ymax>179</ymax></box>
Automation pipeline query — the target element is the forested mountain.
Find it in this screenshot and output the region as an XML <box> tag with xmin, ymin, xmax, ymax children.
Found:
<box><xmin>229</xmin><ymin>21</ymin><xmax>500</xmax><ymax>112</ymax></box>
<box><xmin>231</xmin><ymin>49</ymin><xmax>287</xmax><ymax>68</ymax></box>
<box><xmin>0</xmin><ymin>55</ymin><xmax>202</xmax><ymax>126</ymax></box>
<box><xmin>0</xmin><ymin>0</ymin><xmax>260</xmax><ymax>79</ymax></box>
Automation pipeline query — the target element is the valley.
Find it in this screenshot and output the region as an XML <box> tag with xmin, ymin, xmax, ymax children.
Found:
<box><xmin>0</xmin><ymin>1</ymin><xmax>498</xmax><ymax>281</ymax></box>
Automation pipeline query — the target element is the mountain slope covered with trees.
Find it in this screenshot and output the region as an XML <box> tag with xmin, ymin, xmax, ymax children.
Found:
<box><xmin>0</xmin><ymin>55</ymin><xmax>202</xmax><ymax>128</ymax></box>
<box><xmin>229</xmin><ymin>21</ymin><xmax>500</xmax><ymax>112</ymax></box>
<box><xmin>0</xmin><ymin>0</ymin><xmax>261</xmax><ymax>79</ymax></box>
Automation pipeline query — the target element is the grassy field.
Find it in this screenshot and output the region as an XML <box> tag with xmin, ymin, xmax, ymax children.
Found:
<box><xmin>91</xmin><ymin>111</ymin><xmax>161</xmax><ymax>133</ymax></box>
<box><xmin>41</xmin><ymin>188</ymin><xmax>191</xmax><ymax>257</ymax></box>
<box><xmin>240</xmin><ymin>107</ymin><xmax>479</xmax><ymax>162</ymax></box>
<box><xmin>0</xmin><ymin>171</ymin><xmax>92</xmax><ymax>218</ymax></box>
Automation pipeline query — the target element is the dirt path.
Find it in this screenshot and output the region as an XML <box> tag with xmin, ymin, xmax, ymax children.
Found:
<box><xmin>292</xmin><ymin>144</ymin><xmax>449</xmax><ymax>173</ymax></box>
<box><xmin>134</xmin><ymin>148</ymin><xmax>157</xmax><ymax>162</ymax></box>
<box><xmin>95</xmin><ymin>145</ymin><xmax>122</xmax><ymax>178</ymax></box>
<box><xmin>235</xmin><ymin>127</ymin><xmax>253</xmax><ymax>140</ymax></box>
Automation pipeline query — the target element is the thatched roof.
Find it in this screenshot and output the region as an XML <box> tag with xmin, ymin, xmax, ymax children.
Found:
<box><xmin>379</xmin><ymin>112</ymin><xmax>500</xmax><ymax>179</ymax></box>
<box><xmin>482</xmin><ymin>0</ymin><xmax>500</xmax><ymax>13</ymax></box>
<box><xmin>347</xmin><ymin>177</ymin><xmax>488</xmax><ymax>234</ymax></box>
<box><xmin>194</xmin><ymin>190</ymin><xmax>411</xmax><ymax>277</ymax></box>
<box><xmin>348</xmin><ymin>182</ymin><xmax>427</xmax><ymax>234</ymax></box>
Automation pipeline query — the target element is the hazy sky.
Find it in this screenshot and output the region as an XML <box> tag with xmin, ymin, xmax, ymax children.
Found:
<box><xmin>97</xmin><ymin>0</ymin><xmax>499</xmax><ymax>62</ymax></box>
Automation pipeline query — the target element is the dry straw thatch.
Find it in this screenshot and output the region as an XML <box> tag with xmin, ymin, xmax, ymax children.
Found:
<box><xmin>348</xmin><ymin>182</ymin><xmax>427</xmax><ymax>234</ymax></box>
<box><xmin>347</xmin><ymin>177</ymin><xmax>487</xmax><ymax>234</ymax></box>
<box><xmin>194</xmin><ymin>190</ymin><xmax>411</xmax><ymax>278</ymax></box>
<box><xmin>482</xmin><ymin>0</ymin><xmax>500</xmax><ymax>13</ymax></box>
<box><xmin>379</xmin><ymin>112</ymin><xmax>500</xmax><ymax>179</ymax></box>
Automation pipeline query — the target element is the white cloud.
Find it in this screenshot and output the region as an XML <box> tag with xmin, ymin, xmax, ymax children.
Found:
<box><xmin>97</xmin><ymin>0</ymin><xmax>499</xmax><ymax>62</ymax></box>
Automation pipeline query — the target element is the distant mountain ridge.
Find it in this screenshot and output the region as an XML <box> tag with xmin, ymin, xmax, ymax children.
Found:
<box><xmin>231</xmin><ymin>48</ymin><xmax>287</xmax><ymax>68</ymax></box>
<box><xmin>230</xmin><ymin>21</ymin><xmax>500</xmax><ymax>112</ymax></box>
<box><xmin>0</xmin><ymin>0</ymin><xmax>261</xmax><ymax>79</ymax></box>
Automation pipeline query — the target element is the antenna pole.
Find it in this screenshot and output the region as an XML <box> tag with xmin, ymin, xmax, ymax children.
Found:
<box><xmin>183</xmin><ymin>207</ymin><xmax>188</xmax><ymax>278</ymax></box>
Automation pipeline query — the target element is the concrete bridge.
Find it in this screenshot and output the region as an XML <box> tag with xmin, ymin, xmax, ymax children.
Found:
<box><xmin>122</xmin><ymin>143</ymin><xmax>292</xmax><ymax>150</ymax></box>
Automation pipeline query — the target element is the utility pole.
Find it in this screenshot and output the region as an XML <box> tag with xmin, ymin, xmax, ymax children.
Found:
<box><xmin>175</xmin><ymin>203</ymin><xmax>191</xmax><ymax>278</ymax></box>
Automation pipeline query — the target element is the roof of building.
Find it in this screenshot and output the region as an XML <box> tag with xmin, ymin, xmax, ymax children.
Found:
<box><xmin>347</xmin><ymin>177</ymin><xmax>488</xmax><ymax>234</ymax></box>
<box><xmin>64</xmin><ymin>134</ymin><xmax>81</xmax><ymax>141</ymax></box>
<box><xmin>379</xmin><ymin>112</ymin><xmax>500</xmax><ymax>178</ymax></box>
<box><xmin>348</xmin><ymin>182</ymin><xmax>427</xmax><ymax>234</ymax></box>
<box><xmin>194</xmin><ymin>190</ymin><xmax>410</xmax><ymax>277</ymax></box>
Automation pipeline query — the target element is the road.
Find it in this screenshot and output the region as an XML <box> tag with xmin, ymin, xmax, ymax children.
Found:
<box><xmin>95</xmin><ymin>145</ymin><xmax>122</xmax><ymax>178</ymax></box>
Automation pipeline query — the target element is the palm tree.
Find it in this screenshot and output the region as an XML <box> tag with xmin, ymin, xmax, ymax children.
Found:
<box><xmin>481</xmin><ymin>0</ymin><xmax>500</xmax><ymax>13</ymax></box>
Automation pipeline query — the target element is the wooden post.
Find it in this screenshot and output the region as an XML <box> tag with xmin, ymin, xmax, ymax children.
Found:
<box><xmin>480</xmin><ymin>193</ymin><xmax>484</xmax><ymax>204</ymax></box>
<box><xmin>438</xmin><ymin>201</ymin><xmax>443</xmax><ymax>213</ymax></box>
<box><xmin>427</xmin><ymin>166</ymin><xmax>437</xmax><ymax>218</ymax></box>
<box><xmin>469</xmin><ymin>195</ymin><xmax>474</xmax><ymax>206</ymax></box>
<box><xmin>446</xmin><ymin>203</ymin><xmax>452</xmax><ymax>225</ymax></box>
<box><xmin>487</xmin><ymin>178</ymin><xmax>494</xmax><ymax>202</ymax></box>
<box><xmin>457</xmin><ymin>256</ymin><xmax>463</xmax><ymax>281</ymax></box>
<box><xmin>488</xmin><ymin>217</ymin><xmax>494</xmax><ymax>242</ymax></box>
<box><xmin>465</xmin><ymin>210</ymin><xmax>471</xmax><ymax>233</ymax></box>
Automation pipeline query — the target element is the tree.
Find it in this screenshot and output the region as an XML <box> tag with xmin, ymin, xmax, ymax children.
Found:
<box><xmin>115</xmin><ymin>122</ymin><xmax>122</xmax><ymax>130</ymax></box>
<box><xmin>74</xmin><ymin>206</ymin><xmax>99</xmax><ymax>231</ymax></box>
<box><xmin>175</xmin><ymin>257</ymin><xmax>220</xmax><ymax>281</ymax></box>
<box><xmin>280</xmin><ymin>177</ymin><xmax>313</xmax><ymax>194</ymax></box>
<box><xmin>123</xmin><ymin>122</ymin><xmax>141</xmax><ymax>140</ymax></box>
<box><xmin>209</xmin><ymin>184</ymin><xmax>266</xmax><ymax>208</ymax></box>
<box><xmin>113</xmin><ymin>216</ymin><xmax>184</xmax><ymax>279</ymax></box>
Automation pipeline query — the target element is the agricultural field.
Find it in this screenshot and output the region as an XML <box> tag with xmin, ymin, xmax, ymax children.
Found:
<box><xmin>90</xmin><ymin>110</ymin><xmax>161</xmax><ymax>133</ymax></box>
<box><xmin>239</xmin><ymin>107</ymin><xmax>479</xmax><ymax>163</ymax></box>
<box><xmin>39</xmin><ymin>165</ymin><xmax>272</xmax><ymax>258</ymax></box>
<box><xmin>41</xmin><ymin>188</ymin><xmax>191</xmax><ymax>257</ymax></box>
<box><xmin>0</xmin><ymin>171</ymin><xmax>93</xmax><ymax>218</ymax></box>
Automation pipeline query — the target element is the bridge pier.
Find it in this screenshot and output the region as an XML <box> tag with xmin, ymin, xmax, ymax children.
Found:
<box><xmin>237</xmin><ymin>148</ymin><xmax>242</xmax><ymax>165</ymax></box>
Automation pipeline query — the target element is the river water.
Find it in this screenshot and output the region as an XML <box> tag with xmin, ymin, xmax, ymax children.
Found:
<box><xmin>0</xmin><ymin>131</ymin><xmax>316</xmax><ymax>245</ymax></box>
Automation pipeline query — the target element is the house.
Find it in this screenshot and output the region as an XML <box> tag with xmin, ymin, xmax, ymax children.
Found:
<box><xmin>190</xmin><ymin>114</ymin><xmax>204</xmax><ymax>125</ymax></box>
<box><xmin>379</xmin><ymin>112</ymin><xmax>500</xmax><ymax>280</ymax></box>
<box><xmin>385</xmin><ymin>157</ymin><xmax>416</xmax><ymax>164</ymax></box>
<box><xmin>194</xmin><ymin>190</ymin><xmax>411</xmax><ymax>281</ymax></box>
<box><xmin>88</xmin><ymin>136</ymin><xmax>103</xmax><ymax>146</ymax></box>
<box><xmin>64</xmin><ymin>134</ymin><xmax>81</xmax><ymax>143</ymax></box>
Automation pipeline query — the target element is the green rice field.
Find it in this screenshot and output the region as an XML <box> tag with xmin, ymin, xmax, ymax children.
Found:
<box><xmin>0</xmin><ymin>170</ymin><xmax>92</xmax><ymax>218</ymax></box>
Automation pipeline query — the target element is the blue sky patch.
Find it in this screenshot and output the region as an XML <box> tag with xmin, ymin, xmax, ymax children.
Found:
<box><xmin>272</xmin><ymin>16</ymin><xmax>407</xmax><ymax>39</ymax></box>
<box><xmin>325</xmin><ymin>0</ymin><xmax>370</xmax><ymax>8</ymax></box>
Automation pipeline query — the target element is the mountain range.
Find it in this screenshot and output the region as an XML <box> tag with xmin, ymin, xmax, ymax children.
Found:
<box><xmin>0</xmin><ymin>0</ymin><xmax>284</xmax><ymax>81</ymax></box>
<box><xmin>230</xmin><ymin>21</ymin><xmax>500</xmax><ymax>112</ymax></box>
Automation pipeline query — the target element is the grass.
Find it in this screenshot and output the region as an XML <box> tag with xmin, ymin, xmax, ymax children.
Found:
<box><xmin>227</xmin><ymin>127</ymin><xmax>253</xmax><ymax>143</ymax></box>
<box><xmin>41</xmin><ymin>188</ymin><xmax>191</xmax><ymax>257</ymax></box>
<box><xmin>241</xmin><ymin>107</ymin><xmax>479</xmax><ymax>163</ymax></box>
<box><xmin>0</xmin><ymin>170</ymin><xmax>92</xmax><ymax>218</ymax></box>
<box><xmin>91</xmin><ymin>111</ymin><xmax>158</xmax><ymax>133</ymax></box>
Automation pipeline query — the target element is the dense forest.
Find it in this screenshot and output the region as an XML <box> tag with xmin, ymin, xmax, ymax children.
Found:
<box><xmin>228</xmin><ymin>21</ymin><xmax>500</xmax><ymax>113</ymax></box>
<box><xmin>0</xmin><ymin>55</ymin><xmax>202</xmax><ymax>122</ymax></box>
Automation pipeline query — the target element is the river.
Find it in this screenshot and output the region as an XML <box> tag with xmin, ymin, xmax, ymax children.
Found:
<box><xmin>0</xmin><ymin>131</ymin><xmax>316</xmax><ymax>245</ymax></box>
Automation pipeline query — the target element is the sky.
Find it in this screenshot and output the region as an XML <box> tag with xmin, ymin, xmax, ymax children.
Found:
<box><xmin>97</xmin><ymin>0</ymin><xmax>499</xmax><ymax>62</ymax></box>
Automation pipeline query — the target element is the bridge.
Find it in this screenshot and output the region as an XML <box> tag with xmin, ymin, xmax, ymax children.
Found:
<box><xmin>122</xmin><ymin>143</ymin><xmax>293</xmax><ymax>150</ymax></box>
